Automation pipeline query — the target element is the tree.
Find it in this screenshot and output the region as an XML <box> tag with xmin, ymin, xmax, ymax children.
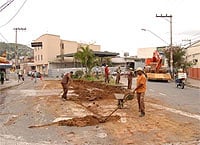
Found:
<box><xmin>164</xmin><ymin>46</ymin><xmax>193</xmax><ymax>72</ymax></box>
<box><xmin>74</xmin><ymin>45</ymin><xmax>95</xmax><ymax>75</ymax></box>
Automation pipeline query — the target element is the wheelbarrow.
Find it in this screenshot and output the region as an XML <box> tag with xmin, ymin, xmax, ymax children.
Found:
<box><xmin>99</xmin><ymin>93</ymin><xmax>134</xmax><ymax>123</ymax></box>
<box><xmin>115</xmin><ymin>93</ymin><xmax>134</xmax><ymax>109</ymax></box>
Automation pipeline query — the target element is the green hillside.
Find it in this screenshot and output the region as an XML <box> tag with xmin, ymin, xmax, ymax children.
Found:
<box><xmin>0</xmin><ymin>42</ymin><xmax>33</xmax><ymax>60</ymax></box>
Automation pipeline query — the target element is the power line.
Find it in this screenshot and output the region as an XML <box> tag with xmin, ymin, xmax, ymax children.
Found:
<box><xmin>0</xmin><ymin>32</ymin><xmax>8</xmax><ymax>42</ymax></box>
<box><xmin>0</xmin><ymin>0</ymin><xmax>14</xmax><ymax>12</ymax></box>
<box><xmin>0</xmin><ymin>0</ymin><xmax>28</xmax><ymax>28</ymax></box>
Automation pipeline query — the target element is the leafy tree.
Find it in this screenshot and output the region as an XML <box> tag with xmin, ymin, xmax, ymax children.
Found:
<box><xmin>164</xmin><ymin>46</ymin><xmax>193</xmax><ymax>72</ymax></box>
<box><xmin>74</xmin><ymin>45</ymin><xmax>95</xmax><ymax>75</ymax></box>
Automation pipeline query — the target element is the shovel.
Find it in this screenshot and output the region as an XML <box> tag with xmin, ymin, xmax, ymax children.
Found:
<box><xmin>99</xmin><ymin>93</ymin><xmax>134</xmax><ymax>123</ymax></box>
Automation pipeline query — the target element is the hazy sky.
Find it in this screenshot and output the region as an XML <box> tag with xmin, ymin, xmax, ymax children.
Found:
<box><xmin>0</xmin><ymin>0</ymin><xmax>200</xmax><ymax>56</ymax></box>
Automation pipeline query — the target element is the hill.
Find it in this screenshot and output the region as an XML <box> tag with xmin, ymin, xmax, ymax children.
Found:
<box><xmin>0</xmin><ymin>42</ymin><xmax>33</xmax><ymax>60</ymax></box>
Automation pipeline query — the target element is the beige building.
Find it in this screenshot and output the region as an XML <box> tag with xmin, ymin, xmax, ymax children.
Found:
<box><xmin>31</xmin><ymin>34</ymin><xmax>100</xmax><ymax>75</ymax></box>
<box><xmin>137</xmin><ymin>47</ymin><xmax>157</xmax><ymax>58</ymax></box>
<box><xmin>186</xmin><ymin>40</ymin><xmax>200</xmax><ymax>79</ymax></box>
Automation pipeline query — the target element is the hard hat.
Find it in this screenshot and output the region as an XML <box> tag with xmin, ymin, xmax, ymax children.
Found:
<box><xmin>136</xmin><ymin>67</ymin><xmax>143</xmax><ymax>72</ymax></box>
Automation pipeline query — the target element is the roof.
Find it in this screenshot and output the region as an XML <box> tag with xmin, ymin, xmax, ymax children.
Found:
<box><xmin>57</xmin><ymin>51</ymin><xmax>119</xmax><ymax>58</ymax></box>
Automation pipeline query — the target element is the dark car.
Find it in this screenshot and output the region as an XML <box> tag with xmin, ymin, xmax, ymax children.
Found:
<box><xmin>32</xmin><ymin>72</ymin><xmax>42</xmax><ymax>78</ymax></box>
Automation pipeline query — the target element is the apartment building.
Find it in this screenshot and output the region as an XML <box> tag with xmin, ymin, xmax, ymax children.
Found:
<box><xmin>186</xmin><ymin>40</ymin><xmax>200</xmax><ymax>80</ymax></box>
<box><xmin>31</xmin><ymin>34</ymin><xmax>100</xmax><ymax>75</ymax></box>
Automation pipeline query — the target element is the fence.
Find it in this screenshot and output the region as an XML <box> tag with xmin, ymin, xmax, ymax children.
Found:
<box><xmin>188</xmin><ymin>68</ymin><xmax>200</xmax><ymax>80</ymax></box>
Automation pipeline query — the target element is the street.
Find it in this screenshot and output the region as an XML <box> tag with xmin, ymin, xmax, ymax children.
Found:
<box><xmin>146</xmin><ymin>80</ymin><xmax>200</xmax><ymax>114</ymax></box>
<box><xmin>0</xmin><ymin>77</ymin><xmax>199</xmax><ymax>145</ymax></box>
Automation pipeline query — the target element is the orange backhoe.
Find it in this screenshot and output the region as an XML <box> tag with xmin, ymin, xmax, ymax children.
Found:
<box><xmin>144</xmin><ymin>50</ymin><xmax>171</xmax><ymax>81</ymax></box>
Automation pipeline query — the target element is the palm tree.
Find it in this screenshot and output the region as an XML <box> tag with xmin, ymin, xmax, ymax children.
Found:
<box><xmin>74</xmin><ymin>45</ymin><xmax>95</xmax><ymax>75</ymax></box>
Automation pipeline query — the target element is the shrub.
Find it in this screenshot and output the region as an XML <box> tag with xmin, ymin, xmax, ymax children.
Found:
<box><xmin>74</xmin><ymin>70</ymin><xmax>84</xmax><ymax>79</ymax></box>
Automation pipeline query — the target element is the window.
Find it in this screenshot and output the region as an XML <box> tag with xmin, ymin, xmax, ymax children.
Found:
<box><xmin>35</xmin><ymin>56</ymin><xmax>37</xmax><ymax>61</ymax></box>
<box><xmin>38</xmin><ymin>55</ymin><xmax>40</xmax><ymax>61</ymax></box>
<box><xmin>41</xmin><ymin>55</ymin><xmax>43</xmax><ymax>61</ymax></box>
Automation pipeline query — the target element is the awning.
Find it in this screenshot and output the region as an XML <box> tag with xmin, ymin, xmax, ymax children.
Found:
<box><xmin>57</xmin><ymin>51</ymin><xmax>119</xmax><ymax>58</ymax></box>
<box><xmin>0</xmin><ymin>63</ymin><xmax>12</xmax><ymax>69</ymax></box>
<box><xmin>31</xmin><ymin>42</ymin><xmax>42</xmax><ymax>47</ymax></box>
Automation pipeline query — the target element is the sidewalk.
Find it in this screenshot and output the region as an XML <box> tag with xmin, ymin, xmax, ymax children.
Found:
<box><xmin>0</xmin><ymin>79</ymin><xmax>23</xmax><ymax>91</ymax></box>
<box><xmin>186</xmin><ymin>78</ymin><xmax>200</xmax><ymax>89</ymax></box>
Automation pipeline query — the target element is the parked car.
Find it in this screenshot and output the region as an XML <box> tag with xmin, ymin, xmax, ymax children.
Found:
<box><xmin>34</xmin><ymin>72</ymin><xmax>42</xmax><ymax>78</ymax></box>
<box><xmin>29</xmin><ymin>71</ymin><xmax>41</xmax><ymax>78</ymax></box>
<box><xmin>27</xmin><ymin>71</ymin><xmax>34</xmax><ymax>76</ymax></box>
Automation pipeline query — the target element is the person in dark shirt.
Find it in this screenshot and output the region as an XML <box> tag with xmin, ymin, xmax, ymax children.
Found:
<box><xmin>127</xmin><ymin>68</ymin><xmax>133</xmax><ymax>89</ymax></box>
<box><xmin>61</xmin><ymin>71</ymin><xmax>73</xmax><ymax>100</ymax></box>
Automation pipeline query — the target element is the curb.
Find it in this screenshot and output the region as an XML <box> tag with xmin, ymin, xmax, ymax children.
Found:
<box><xmin>185</xmin><ymin>84</ymin><xmax>200</xmax><ymax>89</ymax></box>
<box><xmin>0</xmin><ymin>82</ymin><xmax>23</xmax><ymax>91</ymax></box>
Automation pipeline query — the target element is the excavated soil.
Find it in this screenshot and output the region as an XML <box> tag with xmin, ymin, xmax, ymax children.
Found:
<box><xmin>30</xmin><ymin>79</ymin><xmax>130</xmax><ymax>127</ymax></box>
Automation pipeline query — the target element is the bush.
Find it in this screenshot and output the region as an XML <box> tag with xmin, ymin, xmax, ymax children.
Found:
<box><xmin>74</xmin><ymin>70</ymin><xmax>84</xmax><ymax>79</ymax></box>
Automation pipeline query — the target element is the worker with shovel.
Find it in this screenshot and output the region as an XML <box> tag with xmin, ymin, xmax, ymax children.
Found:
<box><xmin>133</xmin><ymin>67</ymin><xmax>147</xmax><ymax>117</ymax></box>
<box><xmin>61</xmin><ymin>71</ymin><xmax>73</xmax><ymax>101</ymax></box>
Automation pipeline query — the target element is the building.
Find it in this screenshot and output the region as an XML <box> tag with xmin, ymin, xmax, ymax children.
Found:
<box><xmin>137</xmin><ymin>47</ymin><xmax>156</xmax><ymax>58</ymax></box>
<box><xmin>31</xmin><ymin>34</ymin><xmax>101</xmax><ymax>75</ymax></box>
<box><xmin>186</xmin><ymin>40</ymin><xmax>200</xmax><ymax>80</ymax></box>
<box><xmin>31</xmin><ymin>34</ymin><xmax>120</xmax><ymax>77</ymax></box>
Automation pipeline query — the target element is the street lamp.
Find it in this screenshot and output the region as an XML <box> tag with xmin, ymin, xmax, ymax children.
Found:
<box><xmin>141</xmin><ymin>28</ymin><xmax>169</xmax><ymax>45</ymax></box>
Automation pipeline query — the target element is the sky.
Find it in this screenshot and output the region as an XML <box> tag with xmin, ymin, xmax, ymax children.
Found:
<box><xmin>0</xmin><ymin>0</ymin><xmax>200</xmax><ymax>56</ymax></box>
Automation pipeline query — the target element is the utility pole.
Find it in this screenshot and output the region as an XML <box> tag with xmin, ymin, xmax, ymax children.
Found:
<box><xmin>13</xmin><ymin>27</ymin><xmax>26</xmax><ymax>70</ymax></box>
<box><xmin>156</xmin><ymin>14</ymin><xmax>173</xmax><ymax>77</ymax></box>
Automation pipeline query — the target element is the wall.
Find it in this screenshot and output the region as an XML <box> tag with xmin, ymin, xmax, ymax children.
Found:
<box><xmin>186</xmin><ymin>41</ymin><xmax>200</xmax><ymax>79</ymax></box>
<box><xmin>137</xmin><ymin>47</ymin><xmax>156</xmax><ymax>58</ymax></box>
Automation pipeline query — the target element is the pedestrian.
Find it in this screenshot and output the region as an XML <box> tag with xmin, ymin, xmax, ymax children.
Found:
<box><xmin>17</xmin><ymin>70</ymin><xmax>22</xmax><ymax>82</ymax></box>
<box><xmin>0</xmin><ymin>70</ymin><xmax>5</xmax><ymax>85</ymax></box>
<box><xmin>115</xmin><ymin>66</ymin><xmax>121</xmax><ymax>84</ymax></box>
<box><xmin>104</xmin><ymin>65</ymin><xmax>110</xmax><ymax>83</ymax></box>
<box><xmin>61</xmin><ymin>71</ymin><xmax>73</xmax><ymax>100</ymax></box>
<box><xmin>127</xmin><ymin>68</ymin><xmax>133</xmax><ymax>89</ymax></box>
<box><xmin>33</xmin><ymin>71</ymin><xmax>37</xmax><ymax>83</ymax></box>
<box><xmin>22</xmin><ymin>73</ymin><xmax>25</xmax><ymax>81</ymax></box>
<box><xmin>133</xmin><ymin>67</ymin><xmax>147</xmax><ymax>117</ymax></box>
<box><xmin>95</xmin><ymin>66</ymin><xmax>99</xmax><ymax>79</ymax></box>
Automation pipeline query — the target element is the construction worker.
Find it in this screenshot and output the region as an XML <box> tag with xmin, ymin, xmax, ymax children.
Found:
<box><xmin>127</xmin><ymin>68</ymin><xmax>133</xmax><ymax>89</ymax></box>
<box><xmin>61</xmin><ymin>71</ymin><xmax>73</xmax><ymax>100</ymax></box>
<box><xmin>115</xmin><ymin>66</ymin><xmax>121</xmax><ymax>84</ymax></box>
<box><xmin>104</xmin><ymin>65</ymin><xmax>110</xmax><ymax>83</ymax></box>
<box><xmin>133</xmin><ymin>67</ymin><xmax>147</xmax><ymax>117</ymax></box>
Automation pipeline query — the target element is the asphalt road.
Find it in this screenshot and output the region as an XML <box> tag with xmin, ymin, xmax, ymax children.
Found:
<box><xmin>146</xmin><ymin>80</ymin><xmax>200</xmax><ymax>114</ymax></box>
